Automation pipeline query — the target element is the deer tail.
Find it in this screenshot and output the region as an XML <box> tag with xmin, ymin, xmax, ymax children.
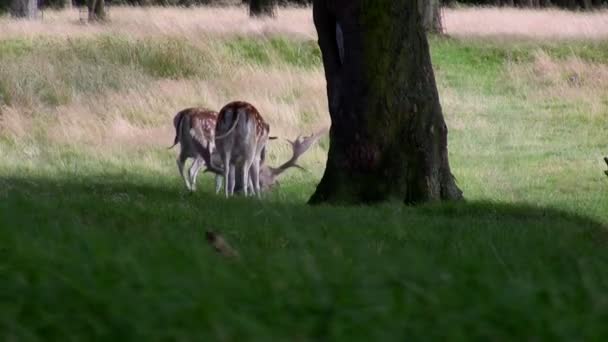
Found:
<box><xmin>215</xmin><ymin>109</ymin><xmax>242</xmax><ymax>141</ymax></box>
<box><xmin>168</xmin><ymin>110</ymin><xmax>187</xmax><ymax>149</ymax></box>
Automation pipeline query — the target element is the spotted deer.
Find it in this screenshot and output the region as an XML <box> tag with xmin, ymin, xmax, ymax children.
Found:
<box><xmin>214</xmin><ymin>101</ymin><xmax>270</xmax><ymax>198</ymax></box>
<box><xmin>169</xmin><ymin>107</ymin><xmax>222</xmax><ymax>192</ymax></box>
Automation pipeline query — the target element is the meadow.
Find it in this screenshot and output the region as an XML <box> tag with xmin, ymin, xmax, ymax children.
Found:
<box><xmin>1</xmin><ymin>6</ymin><xmax>608</xmax><ymax>340</ymax></box>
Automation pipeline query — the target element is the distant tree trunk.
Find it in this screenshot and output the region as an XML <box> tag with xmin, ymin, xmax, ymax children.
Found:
<box><xmin>87</xmin><ymin>0</ymin><xmax>106</xmax><ymax>21</ymax></box>
<box><xmin>579</xmin><ymin>0</ymin><xmax>592</xmax><ymax>9</ymax></box>
<box><xmin>308</xmin><ymin>0</ymin><xmax>462</xmax><ymax>205</ymax></box>
<box><xmin>419</xmin><ymin>0</ymin><xmax>444</xmax><ymax>34</ymax></box>
<box><xmin>249</xmin><ymin>0</ymin><xmax>275</xmax><ymax>18</ymax></box>
<box><xmin>10</xmin><ymin>0</ymin><xmax>38</xmax><ymax>18</ymax></box>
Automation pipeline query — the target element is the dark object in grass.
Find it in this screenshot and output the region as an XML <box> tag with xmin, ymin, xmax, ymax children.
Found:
<box><xmin>604</xmin><ymin>157</ymin><xmax>608</xmax><ymax>176</ymax></box>
<box><xmin>205</xmin><ymin>230</ymin><xmax>239</xmax><ymax>259</ymax></box>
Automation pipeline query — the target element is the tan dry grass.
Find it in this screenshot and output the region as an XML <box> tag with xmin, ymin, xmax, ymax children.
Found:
<box><xmin>443</xmin><ymin>7</ymin><xmax>608</xmax><ymax>40</ymax></box>
<box><xmin>506</xmin><ymin>50</ymin><xmax>608</xmax><ymax>118</ymax></box>
<box><xmin>0</xmin><ymin>6</ymin><xmax>316</xmax><ymax>42</ymax></box>
<box><xmin>2</xmin><ymin>6</ymin><xmax>608</xmax><ymax>175</ymax></box>
<box><xmin>2</xmin><ymin>6</ymin><xmax>608</xmax><ymax>41</ymax></box>
<box><xmin>39</xmin><ymin>66</ymin><xmax>328</xmax><ymax>165</ymax></box>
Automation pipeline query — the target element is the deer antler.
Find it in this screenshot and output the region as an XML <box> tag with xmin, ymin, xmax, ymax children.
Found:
<box><xmin>269</xmin><ymin>127</ymin><xmax>328</xmax><ymax>177</ymax></box>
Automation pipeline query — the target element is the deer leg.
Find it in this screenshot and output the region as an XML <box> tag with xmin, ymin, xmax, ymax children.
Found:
<box><xmin>223</xmin><ymin>152</ymin><xmax>231</xmax><ymax>198</ymax></box>
<box><xmin>215</xmin><ymin>174</ymin><xmax>223</xmax><ymax>194</ymax></box>
<box><xmin>177</xmin><ymin>153</ymin><xmax>191</xmax><ymax>191</ymax></box>
<box><xmin>228</xmin><ymin>165</ymin><xmax>236</xmax><ymax>196</ymax></box>
<box><xmin>241</xmin><ymin>162</ymin><xmax>250</xmax><ymax>197</ymax></box>
<box><xmin>251</xmin><ymin>157</ymin><xmax>261</xmax><ymax>198</ymax></box>
<box><xmin>189</xmin><ymin>157</ymin><xmax>204</xmax><ymax>192</ymax></box>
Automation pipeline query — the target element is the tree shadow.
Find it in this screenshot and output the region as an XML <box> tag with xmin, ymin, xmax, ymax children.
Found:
<box><xmin>2</xmin><ymin>173</ymin><xmax>608</xmax><ymax>342</ymax></box>
<box><xmin>0</xmin><ymin>173</ymin><xmax>606</xmax><ymax>244</ymax></box>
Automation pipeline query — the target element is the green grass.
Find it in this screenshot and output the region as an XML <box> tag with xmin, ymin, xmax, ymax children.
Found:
<box><xmin>225</xmin><ymin>36</ymin><xmax>321</xmax><ymax>68</ymax></box>
<box><xmin>1</xmin><ymin>170</ymin><xmax>607</xmax><ymax>340</ymax></box>
<box><xmin>1</xmin><ymin>32</ymin><xmax>608</xmax><ymax>340</ymax></box>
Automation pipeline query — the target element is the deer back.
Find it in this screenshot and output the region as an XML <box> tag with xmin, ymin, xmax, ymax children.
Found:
<box><xmin>171</xmin><ymin>107</ymin><xmax>218</xmax><ymax>160</ymax></box>
<box><xmin>216</xmin><ymin>101</ymin><xmax>268</xmax><ymax>164</ymax></box>
<box><xmin>189</xmin><ymin>109</ymin><xmax>218</xmax><ymax>150</ymax></box>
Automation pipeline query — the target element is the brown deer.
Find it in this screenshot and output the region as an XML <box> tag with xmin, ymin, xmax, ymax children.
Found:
<box><xmin>214</xmin><ymin>101</ymin><xmax>270</xmax><ymax>198</ymax></box>
<box><xmin>169</xmin><ymin>107</ymin><xmax>222</xmax><ymax>192</ymax></box>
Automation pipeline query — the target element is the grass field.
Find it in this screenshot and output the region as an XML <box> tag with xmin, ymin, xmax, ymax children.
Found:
<box><xmin>1</xmin><ymin>6</ymin><xmax>608</xmax><ymax>340</ymax></box>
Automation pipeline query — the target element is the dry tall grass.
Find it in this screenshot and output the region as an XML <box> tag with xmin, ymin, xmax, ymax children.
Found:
<box><xmin>1</xmin><ymin>6</ymin><xmax>607</xmax><ymax>41</ymax></box>
<box><xmin>1</xmin><ymin>6</ymin><xmax>608</xmax><ymax>181</ymax></box>
<box><xmin>443</xmin><ymin>7</ymin><xmax>608</xmax><ymax>40</ymax></box>
<box><xmin>0</xmin><ymin>6</ymin><xmax>316</xmax><ymax>41</ymax></box>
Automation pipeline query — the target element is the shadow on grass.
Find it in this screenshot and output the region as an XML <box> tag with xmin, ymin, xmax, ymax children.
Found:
<box><xmin>2</xmin><ymin>174</ymin><xmax>608</xmax><ymax>341</ymax></box>
<box><xmin>1</xmin><ymin>173</ymin><xmax>605</xmax><ymax>240</ymax></box>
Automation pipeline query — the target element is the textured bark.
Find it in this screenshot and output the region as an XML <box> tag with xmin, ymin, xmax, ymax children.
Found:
<box><xmin>308</xmin><ymin>0</ymin><xmax>462</xmax><ymax>205</ymax></box>
<box><xmin>87</xmin><ymin>0</ymin><xmax>106</xmax><ymax>21</ymax></box>
<box><xmin>10</xmin><ymin>0</ymin><xmax>38</xmax><ymax>18</ymax></box>
<box><xmin>249</xmin><ymin>0</ymin><xmax>276</xmax><ymax>17</ymax></box>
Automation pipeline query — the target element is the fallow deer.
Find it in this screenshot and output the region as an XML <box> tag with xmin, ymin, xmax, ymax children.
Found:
<box><xmin>169</xmin><ymin>107</ymin><xmax>222</xmax><ymax>192</ymax></box>
<box><xmin>214</xmin><ymin>101</ymin><xmax>270</xmax><ymax>198</ymax></box>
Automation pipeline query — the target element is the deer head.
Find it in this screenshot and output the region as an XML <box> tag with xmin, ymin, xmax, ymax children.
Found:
<box><xmin>258</xmin><ymin>128</ymin><xmax>328</xmax><ymax>191</ymax></box>
<box><xmin>198</xmin><ymin>127</ymin><xmax>327</xmax><ymax>193</ymax></box>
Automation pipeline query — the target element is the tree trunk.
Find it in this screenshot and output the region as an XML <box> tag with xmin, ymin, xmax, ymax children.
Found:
<box><xmin>308</xmin><ymin>0</ymin><xmax>462</xmax><ymax>205</ymax></box>
<box><xmin>249</xmin><ymin>0</ymin><xmax>275</xmax><ymax>18</ymax></box>
<box><xmin>87</xmin><ymin>0</ymin><xmax>106</xmax><ymax>22</ymax></box>
<box><xmin>10</xmin><ymin>0</ymin><xmax>38</xmax><ymax>18</ymax></box>
<box><xmin>419</xmin><ymin>0</ymin><xmax>444</xmax><ymax>34</ymax></box>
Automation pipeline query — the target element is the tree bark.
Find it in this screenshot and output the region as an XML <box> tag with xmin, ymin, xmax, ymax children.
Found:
<box><xmin>249</xmin><ymin>0</ymin><xmax>276</xmax><ymax>18</ymax></box>
<box><xmin>10</xmin><ymin>0</ymin><xmax>38</xmax><ymax>18</ymax></box>
<box><xmin>308</xmin><ymin>0</ymin><xmax>462</xmax><ymax>205</ymax></box>
<box><xmin>87</xmin><ymin>0</ymin><xmax>106</xmax><ymax>22</ymax></box>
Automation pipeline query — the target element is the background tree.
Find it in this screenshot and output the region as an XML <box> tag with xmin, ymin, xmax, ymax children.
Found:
<box><xmin>420</xmin><ymin>0</ymin><xmax>444</xmax><ymax>34</ymax></box>
<box><xmin>87</xmin><ymin>0</ymin><xmax>106</xmax><ymax>21</ymax></box>
<box><xmin>308</xmin><ymin>0</ymin><xmax>462</xmax><ymax>205</ymax></box>
<box><xmin>10</xmin><ymin>0</ymin><xmax>38</xmax><ymax>18</ymax></box>
<box><xmin>18</xmin><ymin>0</ymin><xmax>601</xmax><ymax>10</ymax></box>
<box><xmin>248</xmin><ymin>0</ymin><xmax>275</xmax><ymax>17</ymax></box>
